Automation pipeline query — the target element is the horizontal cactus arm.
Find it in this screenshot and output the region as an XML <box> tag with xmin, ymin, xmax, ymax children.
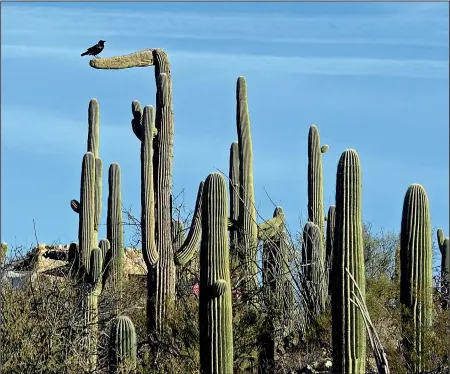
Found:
<box><xmin>211</xmin><ymin>279</ymin><xmax>228</xmax><ymax>297</ymax></box>
<box><xmin>174</xmin><ymin>181</ymin><xmax>204</xmax><ymax>266</ymax></box>
<box><xmin>89</xmin><ymin>49</ymin><xmax>155</xmax><ymax>69</ymax></box>
<box><xmin>70</xmin><ymin>199</ymin><xmax>80</xmax><ymax>213</ymax></box>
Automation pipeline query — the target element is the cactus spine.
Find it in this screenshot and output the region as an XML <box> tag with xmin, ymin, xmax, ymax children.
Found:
<box><xmin>400</xmin><ymin>184</ymin><xmax>433</xmax><ymax>372</ymax></box>
<box><xmin>332</xmin><ymin>149</ymin><xmax>366</xmax><ymax>374</ymax></box>
<box><xmin>199</xmin><ymin>173</ymin><xmax>233</xmax><ymax>374</ymax></box>
<box><xmin>437</xmin><ymin>228</ymin><xmax>449</xmax><ymax>309</ymax></box>
<box><xmin>105</xmin><ymin>163</ymin><xmax>125</xmax><ymax>311</ymax></box>
<box><xmin>307</xmin><ymin>125</ymin><xmax>328</xmax><ymax>240</ymax></box>
<box><xmin>326</xmin><ymin>205</ymin><xmax>336</xmax><ymax>295</ymax></box>
<box><xmin>302</xmin><ymin>221</ymin><xmax>327</xmax><ymax>312</ymax></box>
<box><xmin>109</xmin><ymin>316</ymin><xmax>137</xmax><ymax>374</ymax></box>
<box><xmin>236</xmin><ymin>76</ymin><xmax>258</xmax><ymax>291</ymax></box>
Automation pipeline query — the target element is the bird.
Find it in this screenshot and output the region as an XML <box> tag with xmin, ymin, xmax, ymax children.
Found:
<box><xmin>81</xmin><ymin>40</ymin><xmax>106</xmax><ymax>58</ymax></box>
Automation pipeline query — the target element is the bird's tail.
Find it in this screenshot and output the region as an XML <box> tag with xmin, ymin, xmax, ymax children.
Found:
<box><xmin>81</xmin><ymin>51</ymin><xmax>89</xmax><ymax>56</ymax></box>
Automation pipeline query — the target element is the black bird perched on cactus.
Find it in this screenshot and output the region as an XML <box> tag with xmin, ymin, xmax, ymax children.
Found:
<box><xmin>81</xmin><ymin>40</ymin><xmax>106</xmax><ymax>58</ymax></box>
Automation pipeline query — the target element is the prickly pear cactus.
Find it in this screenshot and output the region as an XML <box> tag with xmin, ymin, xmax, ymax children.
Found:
<box><xmin>199</xmin><ymin>172</ymin><xmax>233</xmax><ymax>374</ymax></box>
<box><xmin>331</xmin><ymin>149</ymin><xmax>366</xmax><ymax>374</ymax></box>
<box><xmin>307</xmin><ymin>125</ymin><xmax>328</xmax><ymax>240</ymax></box>
<box><xmin>400</xmin><ymin>184</ymin><xmax>433</xmax><ymax>372</ymax></box>
<box><xmin>109</xmin><ymin>315</ymin><xmax>137</xmax><ymax>374</ymax></box>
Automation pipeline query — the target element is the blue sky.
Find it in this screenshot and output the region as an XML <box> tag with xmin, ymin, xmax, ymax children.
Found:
<box><xmin>1</xmin><ymin>2</ymin><xmax>449</xmax><ymax>263</ymax></box>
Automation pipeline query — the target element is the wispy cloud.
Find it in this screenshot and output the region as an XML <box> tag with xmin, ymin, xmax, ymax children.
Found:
<box><xmin>2</xmin><ymin>44</ymin><xmax>447</xmax><ymax>79</ymax></box>
<box><xmin>2</xmin><ymin>3</ymin><xmax>448</xmax><ymax>48</ymax></box>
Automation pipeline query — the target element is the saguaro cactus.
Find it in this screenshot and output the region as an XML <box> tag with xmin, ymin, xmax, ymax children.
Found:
<box><xmin>109</xmin><ymin>315</ymin><xmax>137</xmax><ymax>374</ymax></box>
<box><xmin>236</xmin><ymin>76</ymin><xmax>258</xmax><ymax>291</ymax></box>
<box><xmin>332</xmin><ymin>149</ymin><xmax>366</xmax><ymax>374</ymax></box>
<box><xmin>326</xmin><ymin>205</ymin><xmax>336</xmax><ymax>295</ymax></box>
<box><xmin>199</xmin><ymin>172</ymin><xmax>233</xmax><ymax>374</ymax></box>
<box><xmin>400</xmin><ymin>184</ymin><xmax>433</xmax><ymax>372</ymax></box>
<box><xmin>307</xmin><ymin>125</ymin><xmax>328</xmax><ymax>240</ymax></box>
<box><xmin>105</xmin><ymin>163</ymin><xmax>125</xmax><ymax>308</ymax></box>
<box><xmin>229</xmin><ymin>141</ymin><xmax>240</xmax><ymax>257</ymax></box>
<box><xmin>302</xmin><ymin>221</ymin><xmax>327</xmax><ymax>312</ymax></box>
<box><xmin>261</xmin><ymin>207</ymin><xmax>290</xmax><ymax>372</ymax></box>
<box><xmin>437</xmin><ymin>228</ymin><xmax>449</xmax><ymax>309</ymax></box>
<box><xmin>78</xmin><ymin>152</ymin><xmax>96</xmax><ymax>272</ymax></box>
<box><xmin>71</xmin><ymin>99</ymin><xmax>103</xmax><ymax>270</ymax></box>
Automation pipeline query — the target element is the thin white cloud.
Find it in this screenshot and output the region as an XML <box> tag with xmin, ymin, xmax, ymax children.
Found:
<box><xmin>2</xmin><ymin>44</ymin><xmax>447</xmax><ymax>79</ymax></box>
<box><xmin>2</xmin><ymin>3</ymin><xmax>448</xmax><ymax>48</ymax></box>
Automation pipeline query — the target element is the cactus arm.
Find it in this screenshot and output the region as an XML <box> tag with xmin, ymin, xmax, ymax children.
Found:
<box><xmin>174</xmin><ymin>181</ymin><xmax>204</xmax><ymax>266</ymax></box>
<box><xmin>87</xmin><ymin>99</ymin><xmax>100</xmax><ymax>157</ymax></box>
<box><xmin>140</xmin><ymin>105</ymin><xmax>159</xmax><ymax>267</ymax></box>
<box><xmin>71</xmin><ymin>199</ymin><xmax>80</xmax><ymax>213</ymax></box>
<box><xmin>131</xmin><ymin>100</ymin><xmax>143</xmax><ymax>141</ymax></box>
<box><xmin>79</xmin><ymin>152</ymin><xmax>96</xmax><ymax>272</ymax></box>
<box><xmin>90</xmin><ymin>49</ymin><xmax>155</xmax><ymax>69</ymax></box>
<box><xmin>94</xmin><ymin>157</ymin><xmax>103</xmax><ymax>237</ymax></box>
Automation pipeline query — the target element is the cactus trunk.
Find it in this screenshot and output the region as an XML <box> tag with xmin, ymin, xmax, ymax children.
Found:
<box><xmin>199</xmin><ymin>172</ymin><xmax>233</xmax><ymax>374</ymax></box>
<box><xmin>106</xmin><ymin>163</ymin><xmax>125</xmax><ymax>313</ymax></box>
<box><xmin>332</xmin><ymin>149</ymin><xmax>366</xmax><ymax>374</ymax></box>
<box><xmin>307</xmin><ymin>125</ymin><xmax>328</xmax><ymax>240</ymax></box>
<box><xmin>236</xmin><ymin>76</ymin><xmax>258</xmax><ymax>292</ymax></box>
<box><xmin>400</xmin><ymin>184</ymin><xmax>433</xmax><ymax>372</ymax></box>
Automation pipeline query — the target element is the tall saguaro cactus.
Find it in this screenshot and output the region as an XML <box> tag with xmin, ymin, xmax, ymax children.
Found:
<box><xmin>78</xmin><ymin>152</ymin><xmax>96</xmax><ymax>272</ymax></box>
<box><xmin>326</xmin><ymin>205</ymin><xmax>336</xmax><ymax>295</ymax></box>
<box><xmin>236</xmin><ymin>76</ymin><xmax>258</xmax><ymax>291</ymax></box>
<box><xmin>229</xmin><ymin>141</ymin><xmax>240</xmax><ymax>257</ymax></box>
<box><xmin>302</xmin><ymin>221</ymin><xmax>327</xmax><ymax>312</ymax></box>
<box><xmin>105</xmin><ymin>163</ymin><xmax>125</xmax><ymax>307</ymax></box>
<box><xmin>400</xmin><ymin>184</ymin><xmax>433</xmax><ymax>372</ymax></box>
<box><xmin>332</xmin><ymin>149</ymin><xmax>366</xmax><ymax>374</ymax></box>
<box><xmin>437</xmin><ymin>228</ymin><xmax>450</xmax><ymax>309</ymax></box>
<box><xmin>307</xmin><ymin>125</ymin><xmax>328</xmax><ymax>241</ymax></box>
<box><xmin>91</xmin><ymin>49</ymin><xmax>175</xmax><ymax>333</ymax></box>
<box><xmin>71</xmin><ymin>99</ymin><xmax>103</xmax><ymax>272</ymax></box>
<box><xmin>199</xmin><ymin>172</ymin><xmax>233</xmax><ymax>374</ymax></box>
<box><xmin>261</xmin><ymin>207</ymin><xmax>290</xmax><ymax>372</ymax></box>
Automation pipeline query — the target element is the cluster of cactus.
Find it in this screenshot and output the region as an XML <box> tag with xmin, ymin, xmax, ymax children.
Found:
<box><xmin>69</xmin><ymin>99</ymin><xmax>128</xmax><ymax>371</ymax></box>
<box><xmin>76</xmin><ymin>49</ymin><xmax>447</xmax><ymax>374</ymax></box>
